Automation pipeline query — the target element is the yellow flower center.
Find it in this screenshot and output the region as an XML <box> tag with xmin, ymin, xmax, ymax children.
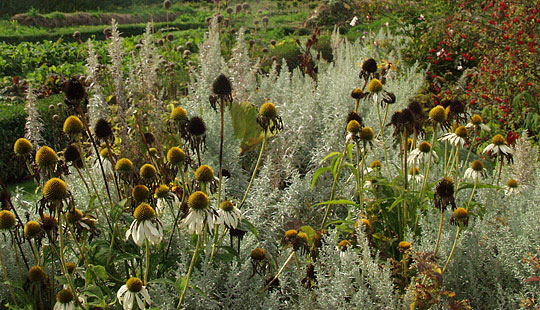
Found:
<box><xmin>453</xmin><ymin>207</ymin><xmax>468</xmax><ymax>219</ymax></box>
<box><xmin>24</xmin><ymin>221</ymin><xmax>41</xmax><ymax>237</ymax></box>
<box><xmin>418</xmin><ymin>141</ymin><xmax>431</xmax><ymax>153</ymax></box>
<box><xmin>297</xmin><ymin>232</ymin><xmax>309</xmax><ymax>243</ymax></box>
<box><xmin>250</xmin><ymin>248</ymin><xmax>266</xmax><ymax>260</ymax></box>
<box><xmin>126</xmin><ymin>277</ymin><xmax>143</xmax><ymax>292</ymax></box>
<box><xmin>132</xmin><ymin>185</ymin><xmax>150</xmax><ymax>202</ymax></box>
<box><xmin>167</xmin><ymin>147</ymin><xmax>186</xmax><ymax>165</ymax></box>
<box><xmin>454</xmin><ymin>126</ymin><xmax>468</xmax><ymax>138</ymax></box>
<box><xmin>28</xmin><ymin>266</ymin><xmax>46</xmax><ymax>282</ymax></box>
<box><xmin>369</xmin><ymin>160</ymin><xmax>382</xmax><ymax>169</ymax></box>
<box><xmin>195</xmin><ymin>165</ymin><xmax>215</xmax><ymax>183</ymax></box>
<box><xmin>491</xmin><ymin>134</ymin><xmax>506</xmax><ymax>146</ymax></box>
<box><xmin>133</xmin><ymin>203</ymin><xmax>156</xmax><ymax>221</ymax></box>
<box><xmin>398</xmin><ymin>241</ymin><xmax>411</xmax><ymax>249</ymax></box>
<box><xmin>140</xmin><ymin>164</ymin><xmax>157</xmax><ymax>180</ymax></box>
<box><xmin>285</xmin><ymin>229</ymin><xmax>297</xmax><ymax>239</ymax></box>
<box><xmin>346</xmin><ymin>120</ymin><xmax>361</xmax><ymax>134</ymax></box>
<box><xmin>429</xmin><ymin>106</ymin><xmax>447</xmax><ymax>123</ymax></box>
<box><xmin>188</xmin><ymin>191</ymin><xmax>209</xmax><ymax>210</ymax></box>
<box><xmin>338</xmin><ymin>240</ymin><xmax>351</xmax><ymax>250</ymax></box>
<box><xmin>36</xmin><ymin>146</ymin><xmax>58</xmax><ymax>168</ymax></box>
<box><xmin>506</xmin><ymin>179</ymin><xmax>518</xmax><ymax>188</ymax></box>
<box><xmin>470</xmin><ymin>160</ymin><xmax>484</xmax><ymax>171</ymax></box>
<box><xmin>170</xmin><ymin>106</ymin><xmax>188</xmax><ymax>122</ymax></box>
<box><xmin>220</xmin><ymin>201</ymin><xmax>234</xmax><ymax>212</ymax></box>
<box><xmin>367</xmin><ymin>79</ymin><xmax>383</xmax><ymax>93</ymax></box>
<box><xmin>0</xmin><ymin>210</ymin><xmax>16</xmax><ymax>230</ymax></box>
<box><xmin>63</xmin><ymin>116</ymin><xmax>84</xmax><ymax>135</ymax></box>
<box><xmin>65</xmin><ymin>209</ymin><xmax>83</xmax><ymax>224</ymax></box>
<box><xmin>359</xmin><ymin>127</ymin><xmax>374</xmax><ymax>141</ymax></box>
<box><xmin>115</xmin><ymin>158</ymin><xmax>134</xmax><ymax>172</ymax></box>
<box><xmin>155</xmin><ymin>185</ymin><xmax>169</xmax><ymax>199</ymax></box>
<box><xmin>56</xmin><ymin>289</ymin><xmax>74</xmax><ymax>304</ymax></box>
<box><xmin>471</xmin><ymin>114</ymin><xmax>483</xmax><ymax>125</ymax></box>
<box><xmin>259</xmin><ymin>102</ymin><xmax>278</xmax><ymax>119</ymax></box>
<box><xmin>14</xmin><ymin>138</ymin><xmax>33</xmax><ymax>156</ymax></box>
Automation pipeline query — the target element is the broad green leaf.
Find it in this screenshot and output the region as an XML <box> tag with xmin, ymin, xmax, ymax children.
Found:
<box><xmin>229</xmin><ymin>101</ymin><xmax>265</xmax><ymax>154</ymax></box>
<box><xmin>312</xmin><ymin>166</ymin><xmax>332</xmax><ymax>188</ymax></box>
<box><xmin>312</xmin><ymin>199</ymin><xmax>360</xmax><ymax>208</ymax></box>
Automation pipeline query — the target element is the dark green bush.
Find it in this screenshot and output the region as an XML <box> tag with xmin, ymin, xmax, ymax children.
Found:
<box><xmin>267</xmin><ymin>39</ymin><xmax>302</xmax><ymax>71</ymax></box>
<box><xmin>0</xmin><ymin>95</ymin><xmax>62</xmax><ymax>183</ymax></box>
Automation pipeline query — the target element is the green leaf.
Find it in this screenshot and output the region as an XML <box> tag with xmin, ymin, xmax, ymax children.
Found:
<box><xmin>229</xmin><ymin>102</ymin><xmax>265</xmax><ymax>154</ymax></box>
<box><xmin>175</xmin><ymin>277</ymin><xmax>187</xmax><ymax>293</ymax></box>
<box><xmin>312</xmin><ymin>166</ymin><xmax>332</xmax><ymax>188</ymax></box>
<box><xmin>237</xmin><ymin>219</ymin><xmax>259</xmax><ymax>239</ymax></box>
<box><xmin>320</xmin><ymin>151</ymin><xmax>341</xmax><ymax>165</ymax></box>
<box><xmin>457</xmin><ymin>183</ymin><xmax>500</xmax><ymax>192</ymax></box>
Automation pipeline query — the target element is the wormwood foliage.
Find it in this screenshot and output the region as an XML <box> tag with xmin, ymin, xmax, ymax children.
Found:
<box><xmin>1</xmin><ymin>18</ymin><xmax>539</xmax><ymax>310</ymax></box>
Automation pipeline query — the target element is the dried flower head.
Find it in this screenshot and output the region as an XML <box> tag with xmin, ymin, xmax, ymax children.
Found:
<box><xmin>351</xmin><ymin>88</ymin><xmax>365</xmax><ymax>100</ymax></box>
<box><xmin>362</xmin><ymin>58</ymin><xmax>378</xmax><ymax>74</ymax></box>
<box><xmin>163</xmin><ymin>0</ymin><xmax>171</xmax><ymax>9</ymax></box>
<box><xmin>43</xmin><ymin>178</ymin><xmax>68</xmax><ymax>201</ymax></box>
<box><xmin>14</xmin><ymin>138</ymin><xmax>33</xmax><ymax>156</ymax></box>
<box><xmin>66</xmin><ymin>208</ymin><xmax>83</xmax><ymax>224</ymax></box>
<box><xmin>250</xmin><ymin>248</ymin><xmax>266</xmax><ymax>260</ymax></box>
<box><xmin>64</xmin><ymin>77</ymin><xmax>85</xmax><ymax>105</ymax></box>
<box><xmin>434</xmin><ymin>177</ymin><xmax>456</xmax><ymax>211</ymax></box>
<box><xmin>212</xmin><ymin>74</ymin><xmax>233</xmax><ymax>104</ymax></box>
<box><xmin>187</xmin><ymin>116</ymin><xmax>207</xmax><ymax>136</ymax></box>
<box><xmin>94</xmin><ymin>118</ymin><xmax>113</xmax><ymax>139</ymax></box>
<box><xmin>451</xmin><ymin>207</ymin><xmax>469</xmax><ymax>226</ymax></box>
<box><xmin>346</xmin><ymin>111</ymin><xmax>364</xmax><ymax>128</ymax></box>
<box><xmin>64</xmin><ymin>144</ymin><xmax>81</xmax><ymax>162</ymax></box>
<box><xmin>36</xmin><ymin>146</ymin><xmax>58</xmax><ymax>168</ymax></box>
<box><xmin>257</xmin><ymin>102</ymin><xmax>283</xmax><ymax>134</ymax></box>
<box><xmin>39</xmin><ymin>215</ymin><xmax>57</xmax><ymax>231</ymax></box>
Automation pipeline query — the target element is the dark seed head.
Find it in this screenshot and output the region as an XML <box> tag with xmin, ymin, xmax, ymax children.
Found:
<box><xmin>346</xmin><ymin>111</ymin><xmax>363</xmax><ymax>127</ymax></box>
<box><xmin>362</xmin><ymin>58</ymin><xmax>378</xmax><ymax>74</ymax></box>
<box><xmin>94</xmin><ymin>119</ymin><xmax>113</xmax><ymax>139</ymax></box>
<box><xmin>64</xmin><ymin>144</ymin><xmax>81</xmax><ymax>162</ymax></box>
<box><xmin>212</xmin><ymin>74</ymin><xmax>233</xmax><ymax>96</ymax></box>
<box><xmin>64</xmin><ymin>77</ymin><xmax>85</xmax><ymax>103</ymax></box>
<box><xmin>187</xmin><ymin>116</ymin><xmax>206</xmax><ymax>136</ymax></box>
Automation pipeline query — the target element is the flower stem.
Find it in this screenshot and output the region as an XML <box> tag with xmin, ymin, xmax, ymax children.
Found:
<box><xmin>144</xmin><ymin>239</ymin><xmax>150</xmax><ymax>286</ymax></box>
<box><xmin>320</xmin><ymin>138</ymin><xmax>350</xmax><ymax>230</ymax></box>
<box><xmin>239</xmin><ymin>133</ymin><xmax>267</xmax><ymax>209</ymax></box>
<box><xmin>442</xmin><ymin>226</ymin><xmax>462</xmax><ymax>274</ymax></box>
<box><xmin>263</xmin><ymin>249</ymin><xmax>295</xmax><ymax>291</ymax></box>
<box><xmin>177</xmin><ymin>233</ymin><xmax>201</xmax><ymax>309</ymax></box>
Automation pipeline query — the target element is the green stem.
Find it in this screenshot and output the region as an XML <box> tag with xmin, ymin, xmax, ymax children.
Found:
<box><xmin>239</xmin><ymin>133</ymin><xmax>267</xmax><ymax>209</ymax></box>
<box><xmin>263</xmin><ymin>250</ymin><xmax>295</xmax><ymax>291</ymax></box>
<box><xmin>177</xmin><ymin>233</ymin><xmax>201</xmax><ymax>309</ymax></box>
<box><xmin>442</xmin><ymin>226</ymin><xmax>462</xmax><ymax>274</ymax></box>
<box><xmin>144</xmin><ymin>239</ymin><xmax>150</xmax><ymax>286</ymax></box>
<box><xmin>320</xmin><ymin>138</ymin><xmax>350</xmax><ymax>230</ymax></box>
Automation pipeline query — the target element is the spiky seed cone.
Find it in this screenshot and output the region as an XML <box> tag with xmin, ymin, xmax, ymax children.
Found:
<box><xmin>43</xmin><ymin>178</ymin><xmax>68</xmax><ymax>201</ymax></box>
<box><xmin>65</xmin><ymin>262</ymin><xmax>77</xmax><ymax>274</ymax></box>
<box><xmin>66</xmin><ymin>209</ymin><xmax>83</xmax><ymax>224</ymax></box>
<box><xmin>436</xmin><ymin>177</ymin><xmax>454</xmax><ymax>198</ymax></box>
<box><xmin>368</xmin><ymin>79</ymin><xmax>383</xmax><ymax>93</ymax></box>
<box><xmin>132</xmin><ymin>185</ymin><xmax>150</xmax><ymax>202</ymax></box>
<box><xmin>492</xmin><ymin>134</ymin><xmax>506</xmax><ymax>146</ymax></box>
<box><xmin>297</xmin><ymin>232</ymin><xmax>308</xmax><ymax>243</ymax></box>
<box><xmin>429</xmin><ymin>106</ymin><xmax>447</xmax><ymax>123</ymax></box>
<box><xmin>455</xmin><ymin>126</ymin><xmax>468</xmax><ymax>138</ymax></box>
<box><xmin>56</xmin><ymin>289</ymin><xmax>74</xmax><ymax>304</ymax></box>
<box><xmin>0</xmin><ymin>210</ymin><xmax>16</xmax><ymax>230</ymax></box>
<box><xmin>259</xmin><ymin>102</ymin><xmax>278</xmax><ymax>119</ymax></box>
<box><xmin>155</xmin><ymin>185</ymin><xmax>169</xmax><ymax>199</ymax></box>
<box><xmin>28</xmin><ymin>266</ymin><xmax>46</xmax><ymax>282</ymax></box>
<box><xmin>14</xmin><ymin>138</ymin><xmax>33</xmax><ymax>156</ymax></box>
<box><xmin>347</xmin><ymin>120</ymin><xmax>361</xmax><ymax>134</ymax></box>
<box><xmin>351</xmin><ymin>88</ymin><xmax>364</xmax><ymax>99</ymax></box>
<box><xmin>250</xmin><ymin>248</ymin><xmax>266</xmax><ymax>260</ymax></box>
<box><xmin>139</xmin><ymin>164</ymin><xmax>157</xmax><ymax>180</ymax></box>
<box><xmin>63</xmin><ymin>116</ymin><xmax>84</xmax><ymax>135</ymax></box>
<box><xmin>170</xmin><ymin>107</ymin><xmax>188</xmax><ymax>122</ymax></box>
<box><xmin>36</xmin><ymin>146</ymin><xmax>58</xmax><ymax>168</ymax></box>
<box><xmin>39</xmin><ymin>215</ymin><xmax>57</xmax><ymax>231</ymax></box>
<box><xmin>471</xmin><ymin>114</ymin><xmax>483</xmax><ymax>125</ymax></box>
<box><xmin>187</xmin><ymin>116</ymin><xmax>207</xmax><ymax>136</ymax></box>
<box><xmin>115</xmin><ymin>158</ymin><xmax>134</xmax><ymax>173</ymax></box>
<box><xmin>359</xmin><ymin>127</ymin><xmax>374</xmax><ymax>141</ymax></box>
<box><xmin>64</xmin><ymin>144</ymin><xmax>81</xmax><ymax>162</ymax></box>
<box><xmin>188</xmin><ymin>191</ymin><xmax>209</xmax><ymax>210</ymax></box>
<box><xmin>220</xmin><ymin>201</ymin><xmax>234</xmax><ymax>211</ymax></box>
<box><xmin>133</xmin><ymin>203</ymin><xmax>156</xmax><ymax>221</ymax></box>
<box><xmin>370</xmin><ymin>160</ymin><xmax>382</xmax><ymax>169</ymax></box>
<box><xmin>195</xmin><ymin>165</ymin><xmax>214</xmax><ymax>183</ymax></box>
<box><xmin>506</xmin><ymin>179</ymin><xmax>518</xmax><ymax>188</ymax></box>
<box><xmin>285</xmin><ymin>229</ymin><xmax>297</xmax><ymax>239</ymax></box>
<box><xmin>212</xmin><ymin>74</ymin><xmax>232</xmax><ymax>96</ymax></box>
<box><xmin>24</xmin><ymin>221</ymin><xmax>41</xmax><ymax>237</ymax></box>
<box><xmin>471</xmin><ymin>160</ymin><xmax>484</xmax><ymax>171</ymax></box>
<box><xmin>167</xmin><ymin>147</ymin><xmax>186</xmax><ymax>165</ymax></box>
<box><xmin>453</xmin><ymin>207</ymin><xmax>468</xmax><ymax>219</ymax></box>
<box><xmin>94</xmin><ymin>118</ymin><xmax>113</xmax><ymax>139</ymax></box>
<box><xmin>126</xmin><ymin>277</ymin><xmax>143</xmax><ymax>292</ymax></box>
<box><xmin>346</xmin><ymin>111</ymin><xmax>363</xmax><ymax>127</ymax></box>
<box><xmin>418</xmin><ymin>141</ymin><xmax>431</xmax><ymax>153</ymax></box>
<box><xmin>64</xmin><ymin>77</ymin><xmax>85</xmax><ymax>102</ymax></box>
<box><xmin>362</xmin><ymin>58</ymin><xmax>378</xmax><ymax>73</ymax></box>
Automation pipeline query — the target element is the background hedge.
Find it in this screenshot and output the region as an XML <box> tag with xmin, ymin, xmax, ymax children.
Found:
<box><xmin>3</xmin><ymin>0</ymin><xmax>164</xmax><ymax>16</ymax></box>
